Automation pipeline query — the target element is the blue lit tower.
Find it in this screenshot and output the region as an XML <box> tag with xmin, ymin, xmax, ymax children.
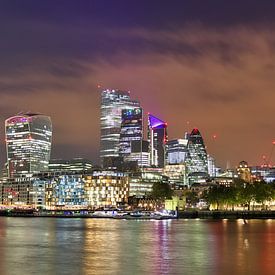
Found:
<box><xmin>119</xmin><ymin>107</ymin><xmax>143</xmax><ymax>156</ymax></box>
<box><xmin>186</xmin><ymin>128</ymin><xmax>208</xmax><ymax>174</ymax></box>
<box><xmin>148</xmin><ymin>114</ymin><xmax>168</xmax><ymax>168</ymax></box>
<box><xmin>100</xmin><ymin>89</ymin><xmax>140</xmax><ymax>164</ymax></box>
<box><xmin>5</xmin><ymin>113</ymin><xmax>52</xmax><ymax>177</ymax></box>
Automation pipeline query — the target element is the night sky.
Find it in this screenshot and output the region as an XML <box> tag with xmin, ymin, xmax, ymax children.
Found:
<box><xmin>0</xmin><ymin>0</ymin><xmax>275</xmax><ymax>168</ymax></box>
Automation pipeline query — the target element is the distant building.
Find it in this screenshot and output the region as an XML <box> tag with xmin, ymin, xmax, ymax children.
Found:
<box><xmin>119</xmin><ymin>107</ymin><xmax>143</xmax><ymax>157</ymax></box>
<box><xmin>186</xmin><ymin>128</ymin><xmax>208</xmax><ymax>175</ymax></box>
<box><xmin>49</xmin><ymin>158</ymin><xmax>93</xmax><ymax>172</ymax></box>
<box><xmin>129</xmin><ymin>168</ymin><xmax>166</xmax><ymax>197</ymax></box>
<box><xmin>164</xmin><ymin>164</ymin><xmax>187</xmax><ymax>186</ymax></box>
<box><xmin>124</xmin><ymin>140</ymin><xmax>150</xmax><ymax>167</ymax></box>
<box><xmin>166</xmin><ymin>139</ymin><xmax>188</xmax><ymax>164</ymax></box>
<box><xmin>5</xmin><ymin>113</ymin><xmax>52</xmax><ymax>177</ymax></box>
<box><xmin>207</xmin><ymin>155</ymin><xmax>216</xmax><ymax>177</ymax></box>
<box><xmin>237</xmin><ymin>161</ymin><xmax>252</xmax><ymax>183</ymax></box>
<box><xmin>148</xmin><ymin>114</ymin><xmax>168</xmax><ymax>168</ymax></box>
<box><xmin>100</xmin><ymin>89</ymin><xmax>139</xmax><ymax>166</ymax></box>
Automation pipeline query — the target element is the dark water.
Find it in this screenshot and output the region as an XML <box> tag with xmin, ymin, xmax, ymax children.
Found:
<box><xmin>0</xmin><ymin>218</ymin><xmax>274</xmax><ymax>275</ymax></box>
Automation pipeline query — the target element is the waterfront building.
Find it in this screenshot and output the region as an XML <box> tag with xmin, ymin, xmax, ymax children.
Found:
<box><xmin>84</xmin><ymin>171</ymin><xmax>129</xmax><ymax>208</ymax></box>
<box><xmin>237</xmin><ymin>161</ymin><xmax>252</xmax><ymax>183</ymax></box>
<box><xmin>45</xmin><ymin>174</ymin><xmax>86</xmax><ymax>207</ymax></box>
<box><xmin>0</xmin><ymin>176</ymin><xmax>46</xmax><ymax>207</ymax></box>
<box><xmin>186</xmin><ymin>128</ymin><xmax>208</xmax><ymax>176</ymax></box>
<box><xmin>165</xmin><ymin>196</ymin><xmax>186</xmax><ymax>211</ymax></box>
<box><xmin>119</xmin><ymin>107</ymin><xmax>143</xmax><ymax>157</ymax></box>
<box><xmin>49</xmin><ymin>158</ymin><xmax>93</xmax><ymax>172</ymax></box>
<box><xmin>166</xmin><ymin>139</ymin><xmax>188</xmax><ymax>165</ymax></box>
<box><xmin>5</xmin><ymin>113</ymin><xmax>52</xmax><ymax>177</ymax></box>
<box><xmin>100</xmin><ymin>89</ymin><xmax>140</xmax><ymax>166</ymax></box>
<box><xmin>148</xmin><ymin>114</ymin><xmax>168</xmax><ymax>168</ymax></box>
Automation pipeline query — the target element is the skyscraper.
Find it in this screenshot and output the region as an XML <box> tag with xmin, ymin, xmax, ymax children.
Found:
<box><xmin>100</xmin><ymin>89</ymin><xmax>140</xmax><ymax>165</ymax></box>
<box><xmin>119</xmin><ymin>107</ymin><xmax>143</xmax><ymax>156</ymax></box>
<box><xmin>5</xmin><ymin>113</ymin><xmax>52</xmax><ymax>177</ymax></box>
<box><xmin>186</xmin><ymin>128</ymin><xmax>208</xmax><ymax>175</ymax></box>
<box><xmin>166</xmin><ymin>139</ymin><xmax>188</xmax><ymax>164</ymax></box>
<box><xmin>148</xmin><ymin>114</ymin><xmax>168</xmax><ymax>168</ymax></box>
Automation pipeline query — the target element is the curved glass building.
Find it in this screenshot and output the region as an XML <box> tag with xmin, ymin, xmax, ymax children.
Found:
<box><xmin>5</xmin><ymin>113</ymin><xmax>52</xmax><ymax>177</ymax></box>
<box><xmin>186</xmin><ymin>128</ymin><xmax>208</xmax><ymax>175</ymax></box>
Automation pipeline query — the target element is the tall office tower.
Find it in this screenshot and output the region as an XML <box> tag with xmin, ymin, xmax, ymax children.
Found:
<box><xmin>207</xmin><ymin>155</ymin><xmax>216</xmax><ymax>177</ymax></box>
<box><xmin>119</xmin><ymin>107</ymin><xmax>143</xmax><ymax>156</ymax></box>
<box><xmin>125</xmin><ymin>140</ymin><xmax>150</xmax><ymax>167</ymax></box>
<box><xmin>100</xmin><ymin>89</ymin><xmax>140</xmax><ymax>165</ymax></box>
<box><xmin>166</xmin><ymin>139</ymin><xmax>188</xmax><ymax>164</ymax></box>
<box><xmin>148</xmin><ymin>114</ymin><xmax>168</xmax><ymax>168</ymax></box>
<box><xmin>186</xmin><ymin>128</ymin><xmax>208</xmax><ymax>175</ymax></box>
<box><xmin>5</xmin><ymin>113</ymin><xmax>52</xmax><ymax>178</ymax></box>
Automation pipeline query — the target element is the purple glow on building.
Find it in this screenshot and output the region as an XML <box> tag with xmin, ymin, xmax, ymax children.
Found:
<box><xmin>148</xmin><ymin>114</ymin><xmax>166</xmax><ymax>129</ymax></box>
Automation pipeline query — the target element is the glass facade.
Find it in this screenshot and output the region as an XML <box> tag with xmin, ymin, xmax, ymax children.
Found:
<box><xmin>129</xmin><ymin>168</ymin><xmax>165</xmax><ymax>197</ymax></box>
<box><xmin>186</xmin><ymin>128</ymin><xmax>208</xmax><ymax>175</ymax></box>
<box><xmin>148</xmin><ymin>114</ymin><xmax>168</xmax><ymax>168</ymax></box>
<box><xmin>49</xmin><ymin>158</ymin><xmax>93</xmax><ymax>172</ymax></box>
<box><xmin>46</xmin><ymin>175</ymin><xmax>86</xmax><ymax>207</ymax></box>
<box><xmin>5</xmin><ymin>114</ymin><xmax>52</xmax><ymax>177</ymax></box>
<box><xmin>166</xmin><ymin>139</ymin><xmax>188</xmax><ymax>164</ymax></box>
<box><xmin>119</xmin><ymin>107</ymin><xmax>143</xmax><ymax>156</ymax></box>
<box><xmin>100</xmin><ymin>89</ymin><xmax>140</xmax><ymax>164</ymax></box>
<box><xmin>44</xmin><ymin>171</ymin><xmax>129</xmax><ymax>209</ymax></box>
<box><xmin>84</xmin><ymin>171</ymin><xmax>129</xmax><ymax>208</ymax></box>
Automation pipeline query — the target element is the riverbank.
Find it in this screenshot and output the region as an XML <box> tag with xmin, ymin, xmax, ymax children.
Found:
<box><xmin>0</xmin><ymin>209</ymin><xmax>274</xmax><ymax>219</ymax></box>
<box><xmin>178</xmin><ymin>210</ymin><xmax>275</xmax><ymax>219</ymax></box>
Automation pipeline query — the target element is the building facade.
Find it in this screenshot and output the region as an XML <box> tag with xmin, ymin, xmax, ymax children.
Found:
<box><xmin>100</xmin><ymin>89</ymin><xmax>140</xmax><ymax>165</ymax></box>
<box><xmin>186</xmin><ymin>128</ymin><xmax>208</xmax><ymax>175</ymax></box>
<box><xmin>0</xmin><ymin>176</ymin><xmax>46</xmax><ymax>207</ymax></box>
<box><xmin>148</xmin><ymin>114</ymin><xmax>168</xmax><ymax>168</ymax></box>
<box><xmin>49</xmin><ymin>158</ymin><xmax>93</xmax><ymax>172</ymax></box>
<box><xmin>84</xmin><ymin>171</ymin><xmax>129</xmax><ymax>208</ymax></box>
<box><xmin>119</xmin><ymin>107</ymin><xmax>143</xmax><ymax>157</ymax></box>
<box><xmin>166</xmin><ymin>139</ymin><xmax>188</xmax><ymax>165</ymax></box>
<box><xmin>5</xmin><ymin>113</ymin><xmax>52</xmax><ymax>177</ymax></box>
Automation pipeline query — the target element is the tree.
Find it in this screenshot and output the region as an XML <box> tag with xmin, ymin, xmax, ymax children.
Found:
<box><xmin>151</xmin><ymin>181</ymin><xmax>173</xmax><ymax>200</ymax></box>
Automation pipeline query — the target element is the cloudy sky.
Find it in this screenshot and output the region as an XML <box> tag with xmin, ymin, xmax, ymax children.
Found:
<box><xmin>0</xmin><ymin>0</ymin><xmax>275</xmax><ymax>168</ymax></box>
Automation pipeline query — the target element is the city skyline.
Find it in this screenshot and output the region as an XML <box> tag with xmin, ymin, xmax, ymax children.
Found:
<box><xmin>1</xmin><ymin>1</ymin><xmax>275</xmax><ymax>168</ymax></box>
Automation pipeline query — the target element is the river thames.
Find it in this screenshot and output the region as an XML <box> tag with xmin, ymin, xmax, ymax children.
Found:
<box><xmin>0</xmin><ymin>218</ymin><xmax>274</xmax><ymax>275</ymax></box>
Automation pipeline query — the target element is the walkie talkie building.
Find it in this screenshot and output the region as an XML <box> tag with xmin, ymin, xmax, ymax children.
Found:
<box><xmin>5</xmin><ymin>113</ymin><xmax>52</xmax><ymax>177</ymax></box>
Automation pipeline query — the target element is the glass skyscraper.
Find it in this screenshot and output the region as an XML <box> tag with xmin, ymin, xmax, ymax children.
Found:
<box><xmin>119</xmin><ymin>107</ymin><xmax>143</xmax><ymax>156</ymax></box>
<box><xmin>148</xmin><ymin>114</ymin><xmax>168</xmax><ymax>168</ymax></box>
<box><xmin>166</xmin><ymin>139</ymin><xmax>188</xmax><ymax>164</ymax></box>
<box><xmin>186</xmin><ymin>128</ymin><xmax>208</xmax><ymax>175</ymax></box>
<box><xmin>100</xmin><ymin>89</ymin><xmax>139</xmax><ymax>164</ymax></box>
<box><xmin>5</xmin><ymin>113</ymin><xmax>52</xmax><ymax>177</ymax></box>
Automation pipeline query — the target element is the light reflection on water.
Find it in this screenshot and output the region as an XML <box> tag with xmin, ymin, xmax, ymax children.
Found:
<box><xmin>0</xmin><ymin>218</ymin><xmax>274</xmax><ymax>275</ymax></box>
